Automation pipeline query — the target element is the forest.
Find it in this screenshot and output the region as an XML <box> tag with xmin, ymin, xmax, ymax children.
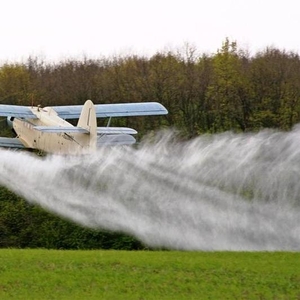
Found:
<box><xmin>1</xmin><ymin>39</ymin><xmax>300</xmax><ymax>249</ymax></box>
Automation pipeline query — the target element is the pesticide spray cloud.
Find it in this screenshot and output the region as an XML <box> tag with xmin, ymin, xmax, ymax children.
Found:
<box><xmin>0</xmin><ymin>127</ymin><xmax>300</xmax><ymax>251</ymax></box>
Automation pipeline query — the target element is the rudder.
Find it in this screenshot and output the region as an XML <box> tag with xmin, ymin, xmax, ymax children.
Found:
<box><xmin>77</xmin><ymin>100</ymin><xmax>97</xmax><ymax>152</ymax></box>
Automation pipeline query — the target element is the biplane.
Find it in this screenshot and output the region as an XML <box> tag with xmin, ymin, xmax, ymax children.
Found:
<box><xmin>0</xmin><ymin>100</ymin><xmax>168</xmax><ymax>154</ymax></box>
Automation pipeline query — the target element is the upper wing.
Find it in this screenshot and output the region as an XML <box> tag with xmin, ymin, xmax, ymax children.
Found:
<box><xmin>52</xmin><ymin>102</ymin><xmax>168</xmax><ymax>119</ymax></box>
<box><xmin>0</xmin><ymin>102</ymin><xmax>168</xmax><ymax>120</ymax></box>
<box><xmin>0</xmin><ymin>105</ymin><xmax>37</xmax><ymax>118</ymax></box>
<box><xmin>0</xmin><ymin>137</ymin><xmax>26</xmax><ymax>149</ymax></box>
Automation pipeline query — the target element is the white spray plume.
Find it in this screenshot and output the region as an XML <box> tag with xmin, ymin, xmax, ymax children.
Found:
<box><xmin>1</xmin><ymin>127</ymin><xmax>300</xmax><ymax>250</ymax></box>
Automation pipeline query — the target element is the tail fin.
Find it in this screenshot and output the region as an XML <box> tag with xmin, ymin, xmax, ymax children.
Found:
<box><xmin>77</xmin><ymin>100</ymin><xmax>97</xmax><ymax>152</ymax></box>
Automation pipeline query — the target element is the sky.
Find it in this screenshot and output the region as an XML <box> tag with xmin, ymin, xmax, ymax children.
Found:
<box><xmin>0</xmin><ymin>0</ymin><xmax>299</xmax><ymax>63</ymax></box>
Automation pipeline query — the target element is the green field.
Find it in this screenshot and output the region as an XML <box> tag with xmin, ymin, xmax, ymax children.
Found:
<box><xmin>0</xmin><ymin>250</ymin><xmax>300</xmax><ymax>299</ymax></box>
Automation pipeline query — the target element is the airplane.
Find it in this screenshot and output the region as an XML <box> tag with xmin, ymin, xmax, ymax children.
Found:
<box><xmin>0</xmin><ymin>100</ymin><xmax>168</xmax><ymax>155</ymax></box>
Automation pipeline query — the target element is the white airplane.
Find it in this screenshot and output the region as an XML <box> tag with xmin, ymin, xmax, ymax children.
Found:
<box><xmin>0</xmin><ymin>100</ymin><xmax>168</xmax><ymax>154</ymax></box>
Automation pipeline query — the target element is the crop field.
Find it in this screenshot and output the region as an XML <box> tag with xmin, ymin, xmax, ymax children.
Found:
<box><xmin>0</xmin><ymin>249</ymin><xmax>300</xmax><ymax>299</ymax></box>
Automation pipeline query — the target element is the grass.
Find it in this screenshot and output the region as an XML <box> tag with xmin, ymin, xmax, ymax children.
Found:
<box><xmin>0</xmin><ymin>249</ymin><xmax>300</xmax><ymax>299</ymax></box>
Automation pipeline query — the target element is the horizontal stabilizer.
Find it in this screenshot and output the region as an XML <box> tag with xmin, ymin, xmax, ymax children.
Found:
<box><xmin>97</xmin><ymin>127</ymin><xmax>137</xmax><ymax>135</ymax></box>
<box><xmin>97</xmin><ymin>134</ymin><xmax>136</xmax><ymax>146</ymax></box>
<box><xmin>52</xmin><ymin>102</ymin><xmax>168</xmax><ymax>119</ymax></box>
<box><xmin>0</xmin><ymin>137</ymin><xmax>25</xmax><ymax>149</ymax></box>
<box><xmin>34</xmin><ymin>126</ymin><xmax>89</xmax><ymax>133</ymax></box>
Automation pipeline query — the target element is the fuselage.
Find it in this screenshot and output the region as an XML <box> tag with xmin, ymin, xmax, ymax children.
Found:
<box><xmin>12</xmin><ymin>106</ymin><xmax>93</xmax><ymax>155</ymax></box>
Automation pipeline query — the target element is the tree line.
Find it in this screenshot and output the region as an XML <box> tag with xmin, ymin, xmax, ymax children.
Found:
<box><xmin>1</xmin><ymin>39</ymin><xmax>300</xmax><ymax>137</ymax></box>
<box><xmin>1</xmin><ymin>39</ymin><xmax>300</xmax><ymax>249</ymax></box>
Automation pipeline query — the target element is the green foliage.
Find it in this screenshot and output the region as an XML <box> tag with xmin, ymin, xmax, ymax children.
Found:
<box><xmin>0</xmin><ymin>64</ymin><xmax>31</xmax><ymax>105</ymax></box>
<box><xmin>0</xmin><ymin>187</ymin><xmax>144</xmax><ymax>250</ymax></box>
<box><xmin>0</xmin><ymin>250</ymin><xmax>300</xmax><ymax>299</ymax></box>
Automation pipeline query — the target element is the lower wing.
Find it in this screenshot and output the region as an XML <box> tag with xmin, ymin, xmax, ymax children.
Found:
<box><xmin>0</xmin><ymin>137</ymin><xmax>26</xmax><ymax>149</ymax></box>
<box><xmin>97</xmin><ymin>134</ymin><xmax>136</xmax><ymax>146</ymax></box>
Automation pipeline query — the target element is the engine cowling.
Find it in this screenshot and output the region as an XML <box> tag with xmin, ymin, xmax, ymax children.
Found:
<box><xmin>6</xmin><ymin>116</ymin><xmax>17</xmax><ymax>134</ymax></box>
<box><xmin>6</xmin><ymin>116</ymin><xmax>14</xmax><ymax>128</ymax></box>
